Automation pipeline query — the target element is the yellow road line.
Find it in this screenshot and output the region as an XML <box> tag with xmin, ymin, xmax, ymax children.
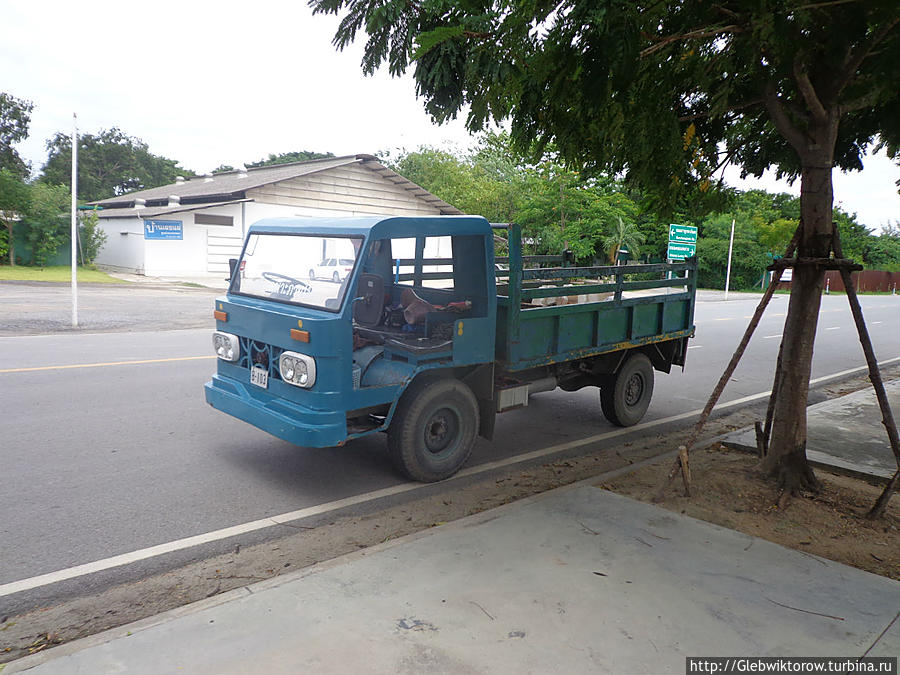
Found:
<box><xmin>0</xmin><ymin>355</ymin><xmax>215</xmax><ymax>374</ymax></box>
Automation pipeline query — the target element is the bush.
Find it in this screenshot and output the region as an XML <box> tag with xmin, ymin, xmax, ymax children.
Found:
<box><xmin>697</xmin><ymin>237</ymin><xmax>768</xmax><ymax>290</ymax></box>
<box><xmin>79</xmin><ymin>211</ymin><xmax>107</xmax><ymax>264</ymax></box>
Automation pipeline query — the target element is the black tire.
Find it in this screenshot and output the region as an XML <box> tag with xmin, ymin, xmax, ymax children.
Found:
<box><xmin>332</xmin><ymin>271</ymin><xmax>340</xmax><ymax>283</ymax></box>
<box><xmin>600</xmin><ymin>353</ymin><xmax>654</xmax><ymax>427</ymax></box>
<box><xmin>309</xmin><ymin>269</ymin><xmax>315</xmax><ymax>280</ymax></box>
<box><xmin>387</xmin><ymin>377</ymin><xmax>479</xmax><ymax>482</ymax></box>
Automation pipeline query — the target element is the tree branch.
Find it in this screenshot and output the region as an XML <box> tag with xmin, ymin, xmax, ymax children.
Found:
<box><xmin>832</xmin><ymin>17</ymin><xmax>900</xmax><ymax>98</ymax></box>
<box><xmin>795</xmin><ymin>0</ymin><xmax>861</xmax><ymax>10</ymax></box>
<box><xmin>763</xmin><ymin>82</ymin><xmax>807</xmax><ymax>153</ymax></box>
<box><xmin>839</xmin><ymin>88</ymin><xmax>886</xmax><ymax>114</ymax></box>
<box><xmin>678</xmin><ymin>98</ymin><xmax>764</xmax><ymax>122</ymax></box>
<box><xmin>793</xmin><ymin>59</ymin><xmax>828</xmax><ymax>122</ymax></box>
<box><xmin>711</xmin><ymin>4</ymin><xmax>741</xmax><ymax>20</ymax></box>
<box><xmin>640</xmin><ymin>25</ymin><xmax>742</xmax><ymax>58</ymax></box>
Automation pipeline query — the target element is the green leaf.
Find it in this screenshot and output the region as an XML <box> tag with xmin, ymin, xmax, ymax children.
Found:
<box><xmin>412</xmin><ymin>25</ymin><xmax>466</xmax><ymax>61</ymax></box>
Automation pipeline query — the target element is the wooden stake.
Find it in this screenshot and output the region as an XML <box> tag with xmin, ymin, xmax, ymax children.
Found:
<box><xmin>832</xmin><ymin>228</ymin><xmax>900</xmax><ymax>519</ymax></box>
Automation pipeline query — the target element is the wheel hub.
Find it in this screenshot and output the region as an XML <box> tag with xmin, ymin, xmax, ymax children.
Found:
<box><xmin>424</xmin><ymin>408</ymin><xmax>458</xmax><ymax>454</ymax></box>
<box><xmin>624</xmin><ymin>373</ymin><xmax>643</xmax><ymax>406</ymax></box>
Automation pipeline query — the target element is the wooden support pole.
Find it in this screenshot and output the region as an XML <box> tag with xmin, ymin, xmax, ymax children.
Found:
<box><xmin>762</xmin><ymin>334</ymin><xmax>787</xmax><ymax>455</ymax></box>
<box><xmin>832</xmin><ymin>227</ymin><xmax>900</xmax><ymax>518</ymax></box>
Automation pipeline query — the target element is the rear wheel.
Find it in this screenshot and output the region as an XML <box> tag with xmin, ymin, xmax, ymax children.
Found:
<box><xmin>600</xmin><ymin>353</ymin><xmax>654</xmax><ymax>427</ymax></box>
<box><xmin>388</xmin><ymin>378</ymin><xmax>479</xmax><ymax>482</ymax></box>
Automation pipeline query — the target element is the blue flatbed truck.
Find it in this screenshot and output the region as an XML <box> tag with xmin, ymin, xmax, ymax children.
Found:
<box><xmin>204</xmin><ymin>215</ymin><xmax>697</xmax><ymax>481</ymax></box>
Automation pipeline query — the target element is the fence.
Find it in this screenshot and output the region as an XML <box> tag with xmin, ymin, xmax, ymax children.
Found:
<box><xmin>777</xmin><ymin>269</ymin><xmax>899</xmax><ymax>293</ymax></box>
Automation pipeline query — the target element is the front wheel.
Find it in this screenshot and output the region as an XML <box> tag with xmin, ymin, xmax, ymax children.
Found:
<box><xmin>600</xmin><ymin>353</ymin><xmax>654</xmax><ymax>427</ymax></box>
<box><xmin>388</xmin><ymin>378</ymin><xmax>479</xmax><ymax>482</ymax></box>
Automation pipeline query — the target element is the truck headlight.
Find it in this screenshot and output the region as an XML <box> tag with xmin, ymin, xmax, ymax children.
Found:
<box><xmin>213</xmin><ymin>331</ymin><xmax>240</xmax><ymax>362</ymax></box>
<box><xmin>279</xmin><ymin>351</ymin><xmax>316</xmax><ymax>388</ymax></box>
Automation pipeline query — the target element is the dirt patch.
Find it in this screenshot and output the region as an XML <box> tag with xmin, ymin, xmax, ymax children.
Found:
<box><xmin>601</xmin><ymin>445</ymin><xmax>900</xmax><ymax>580</ymax></box>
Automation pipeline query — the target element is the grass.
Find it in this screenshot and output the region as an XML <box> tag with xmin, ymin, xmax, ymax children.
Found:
<box><xmin>0</xmin><ymin>265</ymin><xmax>125</xmax><ymax>283</ymax></box>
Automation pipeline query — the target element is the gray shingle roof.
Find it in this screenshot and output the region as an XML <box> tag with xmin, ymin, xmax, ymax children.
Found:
<box><xmin>93</xmin><ymin>199</ymin><xmax>251</xmax><ymax>220</ymax></box>
<box><xmin>91</xmin><ymin>154</ymin><xmax>463</xmax><ymax>215</ymax></box>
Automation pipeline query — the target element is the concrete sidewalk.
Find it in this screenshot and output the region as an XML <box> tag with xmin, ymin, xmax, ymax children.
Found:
<box><xmin>6</xmin><ymin>482</ymin><xmax>898</xmax><ymax>674</ymax></box>
<box><xmin>725</xmin><ymin>379</ymin><xmax>900</xmax><ymax>480</ymax></box>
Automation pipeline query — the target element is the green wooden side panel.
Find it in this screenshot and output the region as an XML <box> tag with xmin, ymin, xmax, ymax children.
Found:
<box><xmin>662</xmin><ymin>300</ymin><xmax>690</xmax><ymax>333</ymax></box>
<box><xmin>558</xmin><ymin>312</ymin><xmax>594</xmax><ymax>353</ymax></box>
<box><xmin>496</xmin><ymin>303</ymin><xmax>511</xmax><ymax>362</ymax></box>
<box><xmin>598</xmin><ymin>307</ymin><xmax>630</xmax><ymax>343</ymax></box>
<box><xmin>517</xmin><ymin>315</ymin><xmax>557</xmax><ymax>361</ymax></box>
<box><xmin>632</xmin><ymin>304</ymin><xmax>661</xmax><ymax>338</ymax></box>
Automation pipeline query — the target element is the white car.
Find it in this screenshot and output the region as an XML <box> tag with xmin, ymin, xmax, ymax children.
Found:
<box><xmin>309</xmin><ymin>257</ymin><xmax>354</xmax><ymax>282</ymax></box>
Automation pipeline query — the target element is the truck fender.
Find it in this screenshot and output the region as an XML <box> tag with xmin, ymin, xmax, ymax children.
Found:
<box><xmin>385</xmin><ymin>365</ymin><xmax>496</xmax><ymax>441</ymax></box>
<box><xmin>461</xmin><ymin>364</ymin><xmax>496</xmax><ymax>441</ymax></box>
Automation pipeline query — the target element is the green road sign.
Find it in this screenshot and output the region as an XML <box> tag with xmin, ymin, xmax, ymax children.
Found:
<box><xmin>667</xmin><ymin>241</ymin><xmax>696</xmax><ymax>259</ymax></box>
<box><xmin>669</xmin><ymin>224</ymin><xmax>698</xmax><ymax>243</ymax></box>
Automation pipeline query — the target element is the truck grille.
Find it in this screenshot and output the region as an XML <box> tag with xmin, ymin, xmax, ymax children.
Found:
<box><xmin>237</xmin><ymin>337</ymin><xmax>284</xmax><ymax>382</ymax></box>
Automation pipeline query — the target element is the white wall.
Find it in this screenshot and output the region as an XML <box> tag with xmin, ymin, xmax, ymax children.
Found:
<box><xmin>97</xmin><ymin>203</ymin><xmax>249</xmax><ymax>277</ymax></box>
<box><xmin>143</xmin><ymin>203</ymin><xmax>247</xmax><ymax>277</ymax></box>
<box><xmin>243</xmin><ymin>202</ymin><xmax>355</xmax><ymax>230</ymax></box>
<box><xmin>95</xmin><ymin>216</ymin><xmax>145</xmax><ymax>273</ymax></box>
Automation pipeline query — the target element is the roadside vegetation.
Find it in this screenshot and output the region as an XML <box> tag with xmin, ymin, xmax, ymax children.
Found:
<box><xmin>0</xmin><ymin>265</ymin><xmax>122</xmax><ymax>283</ymax></box>
<box><xmin>4</xmin><ymin>91</ymin><xmax>899</xmax><ymax>287</ymax></box>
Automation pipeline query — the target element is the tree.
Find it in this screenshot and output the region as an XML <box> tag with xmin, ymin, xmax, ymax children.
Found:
<box><xmin>603</xmin><ymin>216</ymin><xmax>646</xmax><ymax>264</ymax></box>
<box><xmin>78</xmin><ymin>210</ymin><xmax>108</xmax><ymax>265</ymax></box>
<box><xmin>384</xmin><ymin>137</ymin><xmax>529</xmax><ymax>223</ymax></box>
<box><xmin>0</xmin><ymin>169</ymin><xmax>31</xmax><ymax>265</ymax></box>
<box><xmin>0</xmin><ymin>92</ymin><xmax>33</xmax><ymax>180</ymax></box>
<box><xmin>866</xmin><ymin>223</ymin><xmax>900</xmax><ymax>272</ymax></box>
<box><xmin>247</xmin><ymin>151</ymin><xmax>334</xmax><ymax>168</ymax></box>
<box><xmin>313</xmin><ymin>0</ymin><xmax>900</xmax><ymax>493</ymax></box>
<box><xmin>40</xmin><ymin>128</ymin><xmax>191</xmax><ymax>201</ymax></box>
<box><xmin>22</xmin><ymin>183</ymin><xmax>70</xmax><ymax>267</ymax></box>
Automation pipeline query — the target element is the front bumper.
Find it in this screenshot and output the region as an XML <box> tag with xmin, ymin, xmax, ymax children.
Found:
<box><xmin>204</xmin><ymin>374</ymin><xmax>347</xmax><ymax>448</ymax></box>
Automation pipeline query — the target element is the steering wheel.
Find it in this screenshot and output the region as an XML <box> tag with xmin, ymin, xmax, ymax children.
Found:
<box><xmin>262</xmin><ymin>271</ymin><xmax>312</xmax><ymax>294</ymax></box>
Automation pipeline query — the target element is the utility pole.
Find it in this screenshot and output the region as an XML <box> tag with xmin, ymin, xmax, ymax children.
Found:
<box><xmin>724</xmin><ymin>218</ymin><xmax>735</xmax><ymax>300</ymax></box>
<box><xmin>71</xmin><ymin>113</ymin><xmax>78</xmax><ymax>327</ymax></box>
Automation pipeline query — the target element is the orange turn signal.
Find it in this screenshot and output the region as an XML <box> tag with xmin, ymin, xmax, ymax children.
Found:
<box><xmin>214</xmin><ymin>310</ymin><xmax>228</xmax><ymax>322</ymax></box>
<box><xmin>290</xmin><ymin>329</ymin><xmax>310</xmax><ymax>343</ymax></box>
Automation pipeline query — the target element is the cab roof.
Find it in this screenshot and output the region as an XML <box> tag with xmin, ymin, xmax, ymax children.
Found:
<box><xmin>247</xmin><ymin>215</ymin><xmax>492</xmax><ymax>239</ymax></box>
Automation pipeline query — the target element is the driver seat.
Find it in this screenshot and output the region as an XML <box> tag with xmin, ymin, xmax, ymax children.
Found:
<box><xmin>353</xmin><ymin>273</ymin><xmax>385</xmax><ymax>326</ymax></box>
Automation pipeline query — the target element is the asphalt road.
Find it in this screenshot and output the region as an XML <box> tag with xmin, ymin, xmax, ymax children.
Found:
<box><xmin>1</xmin><ymin>283</ymin><xmax>898</xmax><ymax>616</ymax></box>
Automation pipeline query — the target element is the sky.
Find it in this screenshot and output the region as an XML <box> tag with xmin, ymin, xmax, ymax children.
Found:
<box><xmin>3</xmin><ymin>0</ymin><xmax>898</xmax><ymax>232</ymax></box>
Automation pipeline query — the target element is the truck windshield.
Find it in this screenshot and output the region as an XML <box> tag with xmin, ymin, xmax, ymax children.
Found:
<box><xmin>232</xmin><ymin>233</ymin><xmax>363</xmax><ymax>311</ymax></box>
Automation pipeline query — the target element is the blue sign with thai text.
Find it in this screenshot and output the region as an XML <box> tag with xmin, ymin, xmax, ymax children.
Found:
<box><xmin>144</xmin><ymin>220</ymin><xmax>183</xmax><ymax>240</ymax></box>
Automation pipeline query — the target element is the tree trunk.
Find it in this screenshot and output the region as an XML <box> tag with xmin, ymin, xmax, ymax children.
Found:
<box><xmin>6</xmin><ymin>221</ymin><xmax>13</xmax><ymax>266</ymax></box>
<box><xmin>760</xmin><ymin>148</ymin><xmax>835</xmax><ymax>493</ymax></box>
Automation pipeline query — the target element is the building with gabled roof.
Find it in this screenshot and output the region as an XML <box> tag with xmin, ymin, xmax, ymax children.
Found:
<box><xmin>91</xmin><ymin>154</ymin><xmax>462</xmax><ymax>278</ymax></box>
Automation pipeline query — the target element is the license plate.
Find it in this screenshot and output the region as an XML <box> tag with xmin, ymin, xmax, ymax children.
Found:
<box><xmin>250</xmin><ymin>366</ymin><xmax>268</xmax><ymax>389</ymax></box>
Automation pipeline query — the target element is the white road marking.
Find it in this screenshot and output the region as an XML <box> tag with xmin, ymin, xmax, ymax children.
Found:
<box><xmin>687</xmin><ymin>345</ymin><xmax>703</xmax><ymax>350</ymax></box>
<box><xmin>763</xmin><ymin>335</ymin><xmax>781</xmax><ymax>339</ymax></box>
<box><xmin>2</xmin><ymin>355</ymin><xmax>898</xmax><ymax>599</ymax></box>
<box><xmin>826</xmin><ymin>327</ymin><xmax>840</xmax><ymax>331</ymax></box>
